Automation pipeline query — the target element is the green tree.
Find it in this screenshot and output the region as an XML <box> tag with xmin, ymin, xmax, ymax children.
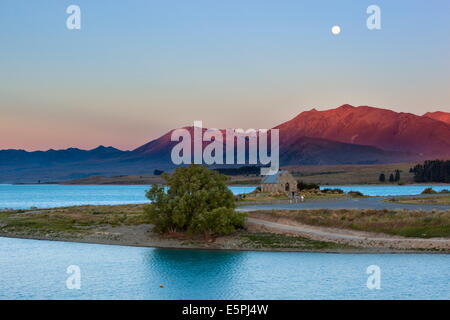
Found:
<box><xmin>394</xmin><ymin>169</ymin><xmax>401</xmax><ymax>182</ymax></box>
<box><xmin>389</xmin><ymin>173</ymin><xmax>395</xmax><ymax>182</ymax></box>
<box><xmin>379</xmin><ymin>173</ymin><xmax>385</xmax><ymax>182</ymax></box>
<box><xmin>411</xmin><ymin>160</ymin><xmax>450</xmax><ymax>183</ymax></box>
<box><xmin>144</xmin><ymin>164</ymin><xmax>246</xmax><ymax>236</ymax></box>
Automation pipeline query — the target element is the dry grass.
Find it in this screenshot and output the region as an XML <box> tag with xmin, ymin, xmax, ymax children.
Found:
<box><xmin>3</xmin><ymin>203</ymin><xmax>449</xmax><ymax>241</ymax></box>
<box><xmin>285</xmin><ymin>162</ymin><xmax>415</xmax><ymax>185</ymax></box>
<box><xmin>388</xmin><ymin>196</ymin><xmax>450</xmax><ymax>205</ymax></box>
<box><xmin>239</xmin><ymin>189</ymin><xmax>347</xmax><ymax>203</ymax></box>
<box><xmin>239</xmin><ymin>232</ymin><xmax>354</xmax><ymax>250</ymax></box>
<box><xmin>0</xmin><ymin>204</ymin><xmax>147</xmax><ymax>234</ymax></box>
<box><xmin>239</xmin><ymin>193</ymin><xmax>291</xmax><ymax>202</ymax></box>
<box><xmin>250</xmin><ymin>209</ymin><xmax>450</xmax><ymax>238</ymax></box>
<box><xmin>58</xmin><ymin>163</ymin><xmax>417</xmax><ymax>186</ymax></box>
<box><xmin>60</xmin><ymin>173</ymin><xmax>260</xmax><ymax>186</ymax></box>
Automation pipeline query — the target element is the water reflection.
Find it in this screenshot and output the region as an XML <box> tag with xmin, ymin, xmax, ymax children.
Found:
<box><xmin>0</xmin><ymin>237</ymin><xmax>448</xmax><ymax>299</ymax></box>
<box><xmin>143</xmin><ymin>249</ymin><xmax>247</xmax><ymax>299</ymax></box>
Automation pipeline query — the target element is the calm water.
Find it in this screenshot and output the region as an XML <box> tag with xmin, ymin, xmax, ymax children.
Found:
<box><xmin>321</xmin><ymin>185</ymin><xmax>450</xmax><ymax>196</ymax></box>
<box><xmin>0</xmin><ymin>237</ymin><xmax>448</xmax><ymax>300</ymax></box>
<box><xmin>2</xmin><ymin>184</ymin><xmax>449</xmax><ymax>210</ymax></box>
<box><xmin>0</xmin><ymin>185</ymin><xmax>256</xmax><ymax>210</ymax></box>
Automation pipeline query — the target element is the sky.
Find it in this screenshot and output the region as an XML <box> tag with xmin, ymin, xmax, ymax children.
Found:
<box><xmin>1</xmin><ymin>0</ymin><xmax>449</xmax><ymax>151</ymax></box>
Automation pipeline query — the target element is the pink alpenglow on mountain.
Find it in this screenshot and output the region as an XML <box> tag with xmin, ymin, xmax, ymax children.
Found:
<box><xmin>423</xmin><ymin>111</ymin><xmax>450</xmax><ymax>125</ymax></box>
<box><xmin>276</xmin><ymin>104</ymin><xmax>450</xmax><ymax>157</ymax></box>
<box><xmin>1</xmin><ymin>104</ymin><xmax>450</xmax><ymax>182</ymax></box>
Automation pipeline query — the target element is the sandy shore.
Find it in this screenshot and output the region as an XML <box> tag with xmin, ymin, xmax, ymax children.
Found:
<box><xmin>1</xmin><ymin>221</ymin><xmax>448</xmax><ymax>254</ymax></box>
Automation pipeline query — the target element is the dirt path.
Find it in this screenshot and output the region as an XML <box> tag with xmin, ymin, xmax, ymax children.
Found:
<box><xmin>247</xmin><ymin>217</ymin><xmax>450</xmax><ymax>251</ymax></box>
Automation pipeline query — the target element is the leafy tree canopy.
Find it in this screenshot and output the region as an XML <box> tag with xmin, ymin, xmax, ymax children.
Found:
<box><xmin>145</xmin><ymin>165</ymin><xmax>246</xmax><ymax>236</ymax></box>
<box><xmin>411</xmin><ymin>160</ymin><xmax>450</xmax><ymax>183</ymax></box>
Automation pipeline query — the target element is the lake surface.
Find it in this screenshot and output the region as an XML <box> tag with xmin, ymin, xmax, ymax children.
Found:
<box><xmin>321</xmin><ymin>185</ymin><xmax>450</xmax><ymax>197</ymax></box>
<box><xmin>1</xmin><ymin>184</ymin><xmax>449</xmax><ymax>210</ymax></box>
<box><xmin>0</xmin><ymin>184</ymin><xmax>256</xmax><ymax>210</ymax></box>
<box><xmin>0</xmin><ymin>237</ymin><xmax>448</xmax><ymax>300</ymax></box>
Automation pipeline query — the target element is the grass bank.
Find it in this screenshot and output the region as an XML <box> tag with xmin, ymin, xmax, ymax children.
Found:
<box><xmin>0</xmin><ymin>204</ymin><xmax>147</xmax><ymax>235</ymax></box>
<box><xmin>0</xmin><ymin>204</ymin><xmax>359</xmax><ymax>252</ymax></box>
<box><xmin>387</xmin><ymin>195</ymin><xmax>450</xmax><ymax>205</ymax></box>
<box><xmin>239</xmin><ymin>232</ymin><xmax>354</xmax><ymax>250</ymax></box>
<box><xmin>249</xmin><ymin>209</ymin><xmax>450</xmax><ymax>238</ymax></box>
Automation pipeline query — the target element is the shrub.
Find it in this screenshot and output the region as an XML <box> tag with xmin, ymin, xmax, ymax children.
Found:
<box><xmin>144</xmin><ymin>164</ymin><xmax>246</xmax><ymax>235</ymax></box>
<box><xmin>348</xmin><ymin>191</ymin><xmax>364</xmax><ymax>197</ymax></box>
<box><xmin>422</xmin><ymin>188</ymin><xmax>437</xmax><ymax>194</ymax></box>
<box><xmin>321</xmin><ymin>188</ymin><xmax>344</xmax><ymax>194</ymax></box>
<box><xmin>297</xmin><ymin>181</ymin><xmax>320</xmax><ymax>191</ymax></box>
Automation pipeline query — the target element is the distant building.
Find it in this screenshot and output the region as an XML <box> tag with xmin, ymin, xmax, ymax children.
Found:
<box><xmin>261</xmin><ymin>170</ymin><xmax>297</xmax><ymax>195</ymax></box>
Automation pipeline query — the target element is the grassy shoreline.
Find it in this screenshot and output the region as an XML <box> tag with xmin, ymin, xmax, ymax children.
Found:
<box><xmin>249</xmin><ymin>209</ymin><xmax>450</xmax><ymax>238</ymax></box>
<box><xmin>0</xmin><ymin>204</ymin><xmax>357</xmax><ymax>252</ymax></box>
<box><xmin>0</xmin><ymin>203</ymin><xmax>449</xmax><ymax>253</ymax></box>
<box><xmin>387</xmin><ymin>195</ymin><xmax>450</xmax><ymax>205</ymax></box>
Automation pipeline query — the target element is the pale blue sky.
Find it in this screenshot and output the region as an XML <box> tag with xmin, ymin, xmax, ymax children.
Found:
<box><xmin>1</xmin><ymin>0</ymin><xmax>449</xmax><ymax>150</ymax></box>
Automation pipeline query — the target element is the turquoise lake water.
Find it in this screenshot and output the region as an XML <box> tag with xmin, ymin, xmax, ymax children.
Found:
<box><xmin>321</xmin><ymin>185</ymin><xmax>450</xmax><ymax>196</ymax></box>
<box><xmin>1</xmin><ymin>184</ymin><xmax>449</xmax><ymax>299</ymax></box>
<box><xmin>0</xmin><ymin>185</ymin><xmax>450</xmax><ymax>299</ymax></box>
<box><xmin>0</xmin><ymin>237</ymin><xmax>448</xmax><ymax>300</ymax></box>
<box><xmin>0</xmin><ymin>184</ymin><xmax>256</xmax><ymax>210</ymax></box>
<box><xmin>1</xmin><ymin>184</ymin><xmax>449</xmax><ymax>210</ymax></box>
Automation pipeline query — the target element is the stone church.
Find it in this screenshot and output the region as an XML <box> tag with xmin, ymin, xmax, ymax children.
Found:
<box><xmin>260</xmin><ymin>170</ymin><xmax>297</xmax><ymax>195</ymax></box>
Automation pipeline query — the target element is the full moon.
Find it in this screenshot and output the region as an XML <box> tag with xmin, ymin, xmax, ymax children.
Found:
<box><xmin>331</xmin><ymin>25</ymin><xmax>341</xmax><ymax>35</ymax></box>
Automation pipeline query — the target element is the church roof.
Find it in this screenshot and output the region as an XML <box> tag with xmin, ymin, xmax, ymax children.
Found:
<box><xmin>261</xmin><ymin>170</ymin><xmax>286</xmax><ymax>184</ymax></box>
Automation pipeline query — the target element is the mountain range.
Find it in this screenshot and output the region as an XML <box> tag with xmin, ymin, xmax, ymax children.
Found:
<box><xmin>1</xmin><ymin>105</ymin><xmax>449</xmax><ymax>183</ymax></box>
